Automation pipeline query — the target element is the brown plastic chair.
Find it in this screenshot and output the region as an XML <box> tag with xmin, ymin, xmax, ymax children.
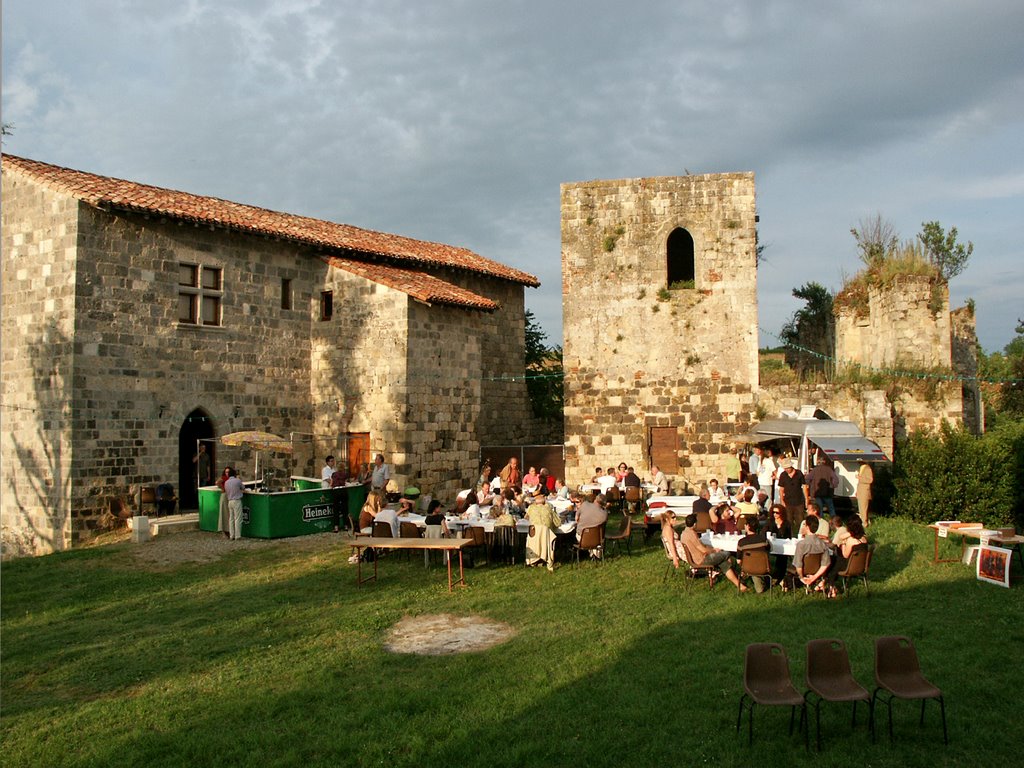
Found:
<box><xmin>872</xmin><ymin>636</ymin><xmax>947</xmax><ymax>745</ymax></box>
<box><xmin>737</xmin><ymin>643</ymin><xmax>807</xmax><ymax>748</ymax></box>
<box><xmin>624</xmin><ymin>486</ymin><xmax>641</xmax><ymax>514</ymax></box>
<box><xmin>680</xmin><ymin>539</ymin><xmax>718</xmax><ymax>589</ymax></box>
<box><xmin>694</xmin><ymin>509</ymin><xmax>713</xmax><ymax>534</ymax></box>
<box><xmin>739</xmin><ymin>546</ymin><xmax>773</xmax><ymax>596</ymax></box>
<box><xmin>573</xmin><ymin>523</ymin><xmax>605</xmax><ymax>565</ymax></box>
<box><xmin>372</xmin><ymin>521</ymin><xmax>393</xmax><ymax>538</ymax></box>
<box><xmin>399</xmin><ymin>521</ymin><xmax>422</xmax><ymax>561</ymax></box>
<box><xmin>804</xmin><ymin>638</ymin><xmax>873</xmax><ymax>750</ymax></box>
<box><xmin>794</xmin><ymin>551</ymin><xmax>824</xmax><ymax>594</ymax></box>
<box><xmin>604</xmin><ymin>515</ymin><xmax>632</xmax><ymax>557</ymax></box>
<box><xmin>462</xmin><ymin>524</ymin><xmax>488</xmax><ymax>567</ymax></box>
<box><xmin>837</xmin><ymin>544</ymin><xmax>871</xmax><ymax>595</ymax></box>
<box><xmin>491</xmin><ymin>524</ymin><xmax>517</xmax><ymax>565</ymax></box>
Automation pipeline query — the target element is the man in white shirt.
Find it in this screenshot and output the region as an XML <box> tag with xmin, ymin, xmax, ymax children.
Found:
<box><xmin>371</xmin><ymin>453</ymin><xmax>390</xmax><ymax>492</ymax></box>
<box><xmin>321</xmin><ymin>455</ymin><xmax>336</xmax><ymax>488</ymax></box>
<box><xmin>651</xmin><ymin>465</ymin><xmax>669</xmax><ymax>494</ymax></box>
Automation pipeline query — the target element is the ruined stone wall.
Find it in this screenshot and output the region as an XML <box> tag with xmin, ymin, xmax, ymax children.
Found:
<box><xmin>836</xmin><ymin>276</ymin><xmax>951</xmax><ymax>371</ymax></box>
<box><xmin>951</xmin><ymin>305</ymin><xmax>983</xmax><ymax>434</ymax></box>
<box><xmin>561</xmin><ymin>173</ymin><xmax>758</xmax><ymax>489</ymax></box>
<box><xmin>1</xmin><ymin>173</ymin><xmax>79</xmax><ymax>555</ymax></box>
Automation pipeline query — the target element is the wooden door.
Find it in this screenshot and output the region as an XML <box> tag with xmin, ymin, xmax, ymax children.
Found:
<box><xmin>648</xmin><ymin>427</ymin><xmax>679</xmax><ymax>474</ymax></box>
<box><xmin>346</xmin><ymin>433</ymin><xmax>370</xmax><ymax>478</ymax></box>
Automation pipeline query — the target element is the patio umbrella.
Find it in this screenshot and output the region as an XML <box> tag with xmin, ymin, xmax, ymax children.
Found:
<box><xmin>220</xmin><ymin>431</ymin><xmax>293</xmax><ymax>481</ymax></box>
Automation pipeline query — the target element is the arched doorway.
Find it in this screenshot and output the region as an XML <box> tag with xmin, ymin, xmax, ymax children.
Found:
<box><xmin>178</xmin><ymin>408</ymin><xmax>215</xmax><ymax>510</ymax></box>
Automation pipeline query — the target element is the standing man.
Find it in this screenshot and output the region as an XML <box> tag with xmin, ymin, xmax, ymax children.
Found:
<box><xmin>748</xmin><ymin>446</ymin><xmax>762</xmax><ymax>481</ymax></box>
<box><xmin>756</xmin><ymin>447</ymin><xmax>776</xmax><ymax>502</ymax></box>
<box><xmin>499</xmin><ymin>456</ymin><xmax>521</xmax><ymax>490</ymax></box>
<box><xmin>725</xmin><ymin>449</ymin><xmax>742</xmax><ymax>485</ymax></box>
<box><xmin>321</xmin><ymin>455</ymin><xmax>336</xmax><ymax>488</ymax></box>
<box><xmin>805</xmin><ymin>455</ymin><xmax>838</xmax><ymax>520</ymax></box>
<box><xmin>193</xmin><ymin>443</ymin><xmax>212</xmax><ymax>487</ymax></box>
<box><xmin>224</xmin><ymin>468</ymin><xmax>245</xmax><ymax>540</ymax></box>
<box><xmin>371</xmin><ymin>453</ymin><xmax>391</xmax><ymax>493</ymax></box>
<box><xmin>856</xmin><ymin>459</ymin><xmax>874</xmax><ymax>525</ymax></box>
<box><xmin>776</xmin><ymin>459</ymin><xmax>808</xmax><ymax>516</ymax></box>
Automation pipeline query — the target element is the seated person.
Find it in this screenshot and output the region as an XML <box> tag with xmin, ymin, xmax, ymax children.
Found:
<box><xmin>733</xmin><ymin>488</ymin><xmax>759</xmax><ymax>520</ymax></box>
<box><xmin>692</xmin><ymin>488</ymin><xmax>713</xmax><ymax>518</ymax></box>
<box><xmin>461</xmin><ymin>491</ymin><xmax>482</xmax><ymax>521</ymax></box>
<box><xmin>553</xmin><ymin>478</ymin><xmax>571</xmax><ymax>501</ymax></box>
<box><xmin>709</xmin><ymin>502</ymin><xmax>738</xmax><ymax>534</ymax></box>
<box><xmin>623</xmin><ymin>467</ymin><xmax>641</xmax><ymax>488</ymax></box>
<box><xmin>538</xmin><ymin>467</ymin><xmax>557</xmax><ymax>493</ymax></box>
<box><xmin>707</xmin><ymin>478</ymin><xmax>728</xmax><ymax>505</ymax></box>
<box><xmin>522</xmin><ymin>466</ymin><xmax>541</xmax><ymax>493</ymax></box>
<box><xmin>802</xmin><ymin>501</ymin><xmax>830</xmax><ymax>539</ymax></box>
<box><xmin>793</xmin><ymin>515</ymin><xmax>832</xmax><ymax>590</ymax></box>
<box><xmin>824</xmin><ymin>514</ymin><xmax>868</xmax><ymax>597</ymax></box>
<box><xmin>503</xmin><ymin>488</ymin><xmax>524</xmax><ymax>518</ymax></box>
<box><xmin>597</xmin><ymin>468</ymin><xmax>617</xmax><ymax>494</ymax></box>
<box><xmin>766</xmin><ymin>503</ymin><xmax>793</xmax><ymax>582</ymax></box>
<box><xmin>679</xmin><ymin>513</ymin><xmax>748</xmax><ymax>591</ymax></box>
<box><xmin>359</xmin><ymin>490</ymin><xmax>385</xmax><ymax>533</ymax></box>
<box><xmin>423</xmin><ymin>499</ymin><xmax>450</xmax><ymax>536</ymax></box>
<box><xmin>396</xmin><ymin>497</ymin><xmax>415</xmax><ymax>516</ymax></box>
<box><xmin>575</xmin><ymin>494</ymin><xmax>608</xmax><ymax>542</ymax></box>
<box><xmin>661</xmin><ymin>510</ymin><xmax>687</xmax><ymax>567</ymax></box>
<box><xmin>591</xmin><ymin>466</ymin><xmax>604</xmax><ymax>483</ymax></box>
<box><xmin>737</xmin><ymin>516</ymin><xmax>770</xmax><ymax>593</ymax></box>
<box><xmin>374</xmin><ymin>503</ymin><xmax>400</xmax><ymax>538</ymax></box>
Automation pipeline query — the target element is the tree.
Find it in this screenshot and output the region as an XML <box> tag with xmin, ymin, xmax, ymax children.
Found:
<box><xmin>918</xmin><ymin>220</ymin><xmax>973</xmax><ymax>281</ymax></box>
<box><xmin>524</xmin><ymin>310</ymin><xmax>564</xmax><ymax>421</ymax></box>
<box><xmin>779</xmin><ymin>282</ymin><xmax>835</xmax><ymax>377</ymax></box>
<box><xmin>850</xmin><ymin>213</ymin><xmax>898</xmax><ymax>267</ymax></box>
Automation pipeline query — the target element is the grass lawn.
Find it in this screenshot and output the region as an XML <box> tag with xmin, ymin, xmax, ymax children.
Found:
<box><xmin>3</xmin><ymin>517</ymin><xmax>1023</xmax><ymax>767</ymax></box>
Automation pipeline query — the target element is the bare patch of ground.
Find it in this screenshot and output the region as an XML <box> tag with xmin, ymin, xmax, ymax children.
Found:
<box><xmin>384</xmin><ymin>613</ymin><xmax>516</xmax><ymax>655</ymax></box>
<box><xmin>123</xmin><ymin>529</ymin><xmax>351</xmax><ymax>569</ymax></box>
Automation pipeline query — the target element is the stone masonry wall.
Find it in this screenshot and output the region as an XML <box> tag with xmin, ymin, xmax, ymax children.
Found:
<box><xmin>1</xmin><ymin>172</ymin><xmax>79</xmax><ymax>555</ymax></box>
<box><xmin>951</xmin><ymin>305</ymin><xmax>983</xmax><ymax>434</ymax></box>
<box><xmin>68</xmin><ymin>206</ymin><xmax>318</xmax><ymax>536</ymax></box>
<box><xmin>561</xmin><ymin>174</ymin><xmax>759</xmax><ymax>489</ymax></box>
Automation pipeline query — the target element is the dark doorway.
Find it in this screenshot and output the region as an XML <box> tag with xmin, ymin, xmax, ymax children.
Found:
<box><xmin>178</xmin><ymin>408</ymin><xmax>215</xmax><ymax>510</ymax></box>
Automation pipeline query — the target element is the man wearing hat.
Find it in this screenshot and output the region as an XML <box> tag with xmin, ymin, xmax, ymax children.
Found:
<box><xmin>776</xmin><ymin>458</ymin><xmax>808</xmax><ymax>516</ymax></box>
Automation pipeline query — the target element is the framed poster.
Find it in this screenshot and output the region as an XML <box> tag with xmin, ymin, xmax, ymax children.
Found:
<box><xmin>977</xmin><ymin>545</ymin><xmax>1012</xmax><ymax>588</ymax></box>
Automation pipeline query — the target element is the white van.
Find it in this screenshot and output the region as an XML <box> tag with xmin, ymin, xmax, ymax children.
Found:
<box><xmin>749</xmin><ymin>406</ymin><xmax>889</xmax><ymax>499</ymax></box>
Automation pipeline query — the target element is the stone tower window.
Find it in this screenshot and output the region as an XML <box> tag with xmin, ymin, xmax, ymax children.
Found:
<box><xmin>666</xmin><ymin>228</ymin><xmax>695</xmax><ymax>288</ymax></box>
<box><xmin>178</xmin><ymin>263</ymin><xmax>222</xmax><ymax>326</ymax></box>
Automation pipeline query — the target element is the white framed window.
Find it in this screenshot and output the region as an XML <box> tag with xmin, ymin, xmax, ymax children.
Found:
<box><xmin>178</xmin><ymin>263</ymin><xmax>223</xmax><ymax>326</ymax></box>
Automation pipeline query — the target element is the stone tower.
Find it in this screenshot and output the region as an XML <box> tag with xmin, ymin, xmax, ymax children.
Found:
<box><xmin>561</xmin><ymin>173</ymin><xmax>759</xmax><ymax>490</ymax></box>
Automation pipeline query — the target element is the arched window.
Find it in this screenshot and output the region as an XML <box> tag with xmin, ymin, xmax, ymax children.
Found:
<box><xmin>666</xmin><ymin>228</ymin><xmax>695</xmax><ymax>287</ymax></box>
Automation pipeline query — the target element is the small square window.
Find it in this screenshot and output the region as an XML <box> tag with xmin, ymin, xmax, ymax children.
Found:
<box><xmin>178</xmin><ymin>293</ymin><xmax>197</xmax><ymax>323</ymax></box>
<box><xmin>201</xmin><ymin>266</ymin><xmax>221</xmax><ymax>291</ymax></box>
<box><xmin>179</xmin><ymin>264</ymin><xmax>198</xmax><ymax>287</ymax></box>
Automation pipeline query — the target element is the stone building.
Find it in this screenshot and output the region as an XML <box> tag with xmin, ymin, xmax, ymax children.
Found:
<box><xmin>561</xmin><ymin>173</ymin><xmax>759</xmax><ymax>489</ymax></box>
<box><xmin>1</xmin><ymin>154</ymin><xmax>539</xmax><ymax>556</ymax></box>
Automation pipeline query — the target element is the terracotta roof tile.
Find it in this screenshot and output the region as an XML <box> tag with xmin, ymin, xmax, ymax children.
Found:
<box><xmin>1</xmin><ymin>154</ymin><xmax>540</xmax><ymax>288</ymax></box>
<box><xmin>324</xmin><ymin>257</ymin><xmax>498</xmax><ymax>311</ymax></box>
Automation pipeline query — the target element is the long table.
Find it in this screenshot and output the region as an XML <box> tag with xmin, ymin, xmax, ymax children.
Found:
<box><xmin>348</xmin><ymin>537</ymin><xmax>475</xmax><ymax>591</ymax></box>
<box><xmin>700</xmin><ymin>531</ymin><xmax>798</xmax><ymax>557</ymax></box>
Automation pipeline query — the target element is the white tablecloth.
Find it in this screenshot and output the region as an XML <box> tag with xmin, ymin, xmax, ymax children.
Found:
<box><xmin>700</xmin><ymin>531</ymin><xmax>797</xmax><ymax>556</ymax></box>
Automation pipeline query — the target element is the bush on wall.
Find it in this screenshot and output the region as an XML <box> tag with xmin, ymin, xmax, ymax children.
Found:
<box><xmin>892</xmin><ymin>421</ymin><xmax>1023</xmax><ymax>529</ymax></box>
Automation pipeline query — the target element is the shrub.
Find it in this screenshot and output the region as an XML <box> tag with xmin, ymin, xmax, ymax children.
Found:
<box><xmin>892</xmin><ymin>421</ymin><xmax>1020</xmax><ymax>528</ymax></box>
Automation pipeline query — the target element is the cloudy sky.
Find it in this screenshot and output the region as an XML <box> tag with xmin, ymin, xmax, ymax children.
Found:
<box><xmin>3</xmin><ymin>0</ymin><xmax>1022</xmax><ymax>352</ymax></box>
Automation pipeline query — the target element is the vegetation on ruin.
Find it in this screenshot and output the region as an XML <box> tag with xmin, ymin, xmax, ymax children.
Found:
<box><xmin>834</xmin><ymin>216</ymin><xmax>972</xmax><ymax>318</ymax></box>
<box><xmin>668</xmin><ymin>279</ymin><xmax>695</xmax><ymax>290</ymax></box>
<box><xmin>656</xmin><ymin>288</ymin><xmax>672</xmax><ymax>302</ymax></box>
<box><xmin>602</xmin><ymin>225</ymin><xmax>626</xmax><ymax>252</ymax></box>
<box><xmin>3</xmin><ymin>516</ymin><xmax>1023</xmax><ymax>768</ymax></box>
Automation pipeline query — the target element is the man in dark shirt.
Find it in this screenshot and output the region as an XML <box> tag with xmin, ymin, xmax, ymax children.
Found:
<box><xmin>623</xmin><ymin>467</ymin><xmax>641</xmax><ymax>488</ymax></box>
<box><xmin>776</xmin><ymin>459</ymin><xmax>808</xmax><ymax>515</ymax></box>
<box><xmin>692</xmin><ymin>488</ymin><xmax>712</xmax><ymax>517</ymax></box>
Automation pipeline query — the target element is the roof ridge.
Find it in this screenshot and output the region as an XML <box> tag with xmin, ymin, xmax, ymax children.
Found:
<box><xmin>1</xmin><ymin>153</ymin><xmax>540</xmax><ymax>288</ymax></box>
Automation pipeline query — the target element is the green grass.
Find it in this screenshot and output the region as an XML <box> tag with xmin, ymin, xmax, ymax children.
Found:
<box><xmin>3</xmin><ymin>518</ymin><xmax>1023</xmax><ymax>767</ymax></box>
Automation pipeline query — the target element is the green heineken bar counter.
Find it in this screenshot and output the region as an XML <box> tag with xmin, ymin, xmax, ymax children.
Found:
<box><xmin>198</xmin><ymin>479</ymin><xmax>369</xmax><ymax>538</ymax></box>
